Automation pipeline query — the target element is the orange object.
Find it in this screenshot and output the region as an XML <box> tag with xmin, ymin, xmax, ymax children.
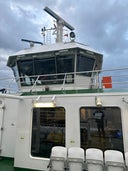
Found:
<box><xmin>102</xmin><ymin>76</ymin><xmax>112</xmax><ymax>88</ymax></box>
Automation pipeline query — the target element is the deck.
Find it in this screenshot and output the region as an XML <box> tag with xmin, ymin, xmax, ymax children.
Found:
<box><xmin>0</xmin><ymin>158</ymin><xmax>41</xmax><ymax>171</ymax></box>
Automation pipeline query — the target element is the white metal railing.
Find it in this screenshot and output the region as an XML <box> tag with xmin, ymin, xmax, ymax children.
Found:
<box><xmin>0</xmin><ymin>67</ymin><xmax>128</xmax><ymax>94</ymax></box>
<box><xmin>99</xmin><ymin>67</ymin><xmax>128</xmax><ymax>90</ymax></box>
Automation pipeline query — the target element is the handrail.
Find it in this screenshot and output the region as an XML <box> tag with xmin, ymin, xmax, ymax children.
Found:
<box><xmin>0</xmin><ymin>67</ymin><xmax>128</xmax><ymax>94</ymax></box>
<box><xmin>29</xmin><ymin>75</ymin><xmax>40</xmax><ymax>92</ymax></box>
<box><xmin>61</xmin><ymin>73</ymin><xmax>67</xmax><ymax>90</ymax></box>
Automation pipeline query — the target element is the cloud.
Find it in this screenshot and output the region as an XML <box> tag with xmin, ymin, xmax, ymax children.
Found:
<box><xmin>0</xmin><ymin>1</ymin><xmax>40</xmax><ymax>51</ymax></box>
<box><xmin>0</xmin><ymin>48</ymin><xmax>14</xmax><ymax>83</ymax></box>
<box><xmin>0</xmin><ymin>0</ymin><xmax>128</xmax><ymax>89</ymax></box>
<box><xmin>76</xmin><ymin>1</ymin><xmax>128</xmax><ymax>49</ymax></box>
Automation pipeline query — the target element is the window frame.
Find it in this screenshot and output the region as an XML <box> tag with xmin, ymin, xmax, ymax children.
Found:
<box><xmin>31</xmin><ymin>107</ymin><xmax>66</xmax><ymax>158</ymax></box>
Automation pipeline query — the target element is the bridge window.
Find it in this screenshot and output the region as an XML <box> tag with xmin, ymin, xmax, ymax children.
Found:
<box><xmin>56</xmin><ymin>56</ymin><xmax>74</xmax><ymax>73</ymax></box>
<box><xmin>17</xmin><ymin>59</ymin><xmax>34</xmax><ymax>76</ymax></box>
<box><xmin>77</xmin><ymin>55</ymin><xmax>95</xmax><ymax>76</ymax></box>
<box><xmin>31</xmin><ymin>107</ymin><xmax>65</xmax><ymax>158</ymax></box>
<box><xmin>35</xmin><ymin>57</ymin><xmax>56</xmax><ymax>75</ymax></box>
<box><xmin>56</xmin><ymin>55</ymin><xmax>74</xmax><ymax>83</ymax></box>
<box><xmin>80</xmin><ymin>107</ymin><xmax>123</xmax><ymax>153</ymax></box>
<box><xmin>17</xmin><ymin>53</ymin><xmax>75</xmax><ymax>86</ymax></box>
<box><xmin>17</xmin><ymin>59</ymin><xmax>35</xmax><ymax>86</ymax></box>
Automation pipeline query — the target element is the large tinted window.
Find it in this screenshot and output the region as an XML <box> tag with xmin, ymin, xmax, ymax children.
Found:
<box><xmin>80</xmin><ymin>107</ymin><xmax>123</xmax><ymax>153</ymax></box>
<box><xmin>17</xmin><ymin>59</ymin><xmax>34</xmax><ymax>76</ymax></box>
<box><xmin>17</xmin><ymin>53</ymin><xmax>75</xmax><ymax>86</ymax></box>
<box><xmin>17</xmin><ymin>59</ymin><xmax>35</xmax><ymax>86</ymax></box>
<box><xmin>56</xmin><ymin>55</ymin><xmax>74</xmax><ymax>84</ymax></box>
<box><xmin>31</xmin><ymin>107</ymin><xmax>65</xmax><ymax>158</ymax></box>
<box><xmin>77</xmin><ymin>55</ymin><xmax>95</xmax><ymax>76</ymax></box>
<box><xmin>34</xmin><ymin>57</ymin><xmax>56</xmax><ymax>85</ymax></box>
<box><xmin>35</xmin><ymin>58</ymin><xmax>56</xmax><ymax>75</ymax></box>
<box><xmin>56</xmin><ymin>56</ymin><xmax>74</xmax><ymax>73</ymax></box>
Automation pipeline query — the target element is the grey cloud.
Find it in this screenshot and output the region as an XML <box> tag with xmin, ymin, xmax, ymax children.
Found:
<box><xmin>0</xmin><ymin>0</ymin><xmax>56</xmax><ymax>51</ymax></box>
<box><xmin>75</xmin><ymin>1</ymin><xmax>128</xmax><ymax>54</ymax></box>
<box><xmin>0</xmin><ymin>0</ymin><xmax>128</xmax><ymax>84</ymax></box>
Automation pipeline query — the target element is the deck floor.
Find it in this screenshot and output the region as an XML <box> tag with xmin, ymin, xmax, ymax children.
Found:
<box><xmin>0</xmin><ymin>158</ymin><xmax>41</xmax><ymax>171</ymax></box>
<box><xmin>0</xmin><ymin>158</ymin><xmax>15</xmax><ymax>171</ymax></box>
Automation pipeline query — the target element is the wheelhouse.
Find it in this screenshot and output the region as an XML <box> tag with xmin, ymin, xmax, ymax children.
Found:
<box><xmin>7</xmin><ymin>42</ymin><xmax>103</xmax><ymax>92</ymax></box>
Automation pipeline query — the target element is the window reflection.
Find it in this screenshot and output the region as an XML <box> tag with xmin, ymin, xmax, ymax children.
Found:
<box><xmin>31</xmin><ymin>107</ymin><xmax>65</xmax><ymax>158</ymax></box>
<box><xmin>56</xmin><ymin>56</ymin><xmax>74</xmax><ymax>73</ymax></box>
<box><xmin>35</xmin><ymin>57</ymin><xmax>56</xmax><ymax>75</ymax></box>
<box><xmin>17</xmin><ymin>59</ymin><xmax>35</xmax><ymax>86</ymax></box>
<box><xmin>77</xmin><ymin>55</ymin><xmax>95</xmax><ymax>76</ymax></box>
<box><xmin>93</xmin><ymin>109</ymin><xmax>105</xmax><ymax>137</ymax></box>
<box><xmin>56</xmin><ymin>56</ymin><xmax>74</xmax><ymax>84</ymax></box>
<box><xmin>80</xmin><ymin>107</ymin><xmax>123</xmax><ymax>153</ymax></box>
<box><xmin>16</xmin><ymin>51</ymin><xmax>97</xmax><ymax>86</ymax></box>
<box><xmin>17</xmin><ymin>53</ymin><xmax>74</xmax><ymax>86</ymax></box>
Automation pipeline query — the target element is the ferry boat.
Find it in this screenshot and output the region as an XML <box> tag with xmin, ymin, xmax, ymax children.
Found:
<box><xmin>0</xmin><ymin>6</ymin><xmax>128</xmax><ymax>171</ymax></box>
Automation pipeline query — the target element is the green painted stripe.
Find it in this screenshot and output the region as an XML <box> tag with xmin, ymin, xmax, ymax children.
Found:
<box><xmin>21</xmin><ymin>88</ymin><xmax>103</xmax><ymax>96</ymax></box>
<box><xmin>0</xmin><ymin>158</ymin><xmax>42</xmax><ymax>171</ymax></box>
<box><xmin>0</xmin><ymin>158</ymin><xmax>14</xmax><ymax>171</ymax></box>
<box><xmin>14</xmin><ymin>167</ymin><xmax>42</xmax><ymax>171</ymax></box>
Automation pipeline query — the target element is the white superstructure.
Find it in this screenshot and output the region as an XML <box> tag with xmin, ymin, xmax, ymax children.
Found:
<box><xmin>0</xmin><ymin>6</ymin><xmax>128</xmax><ymax>171</ymax></box>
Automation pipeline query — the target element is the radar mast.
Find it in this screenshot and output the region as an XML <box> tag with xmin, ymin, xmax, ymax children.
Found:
<box><xmin>44</xmin><ymin>6</ymin><xmax>75</xmax><ymax>43</ymax></box>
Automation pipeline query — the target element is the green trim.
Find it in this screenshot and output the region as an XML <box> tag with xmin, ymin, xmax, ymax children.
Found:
<box><xmin>0</xmin><ymin>157</ymin><xmax>14</xmax><ymax>171</ymax></box>
<box><xmin>21</xmin><ymin>88</ymin><xmax>103</xmax><ymax>96</ymax></box>
<box><xmin>14</xmin><ymin>167</ymin><xmax>42</xmax><ymax>171</ymax></box>
<box><xmin>0</xmin><ymin>158</ymin><xmax>42</xmax><ymax>171</ymax></box>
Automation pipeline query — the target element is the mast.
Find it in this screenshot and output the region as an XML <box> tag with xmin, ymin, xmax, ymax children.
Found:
<box><xmin>44</xmin><ymin>6</ymin><xmax>75</xmax><ymax>43</ymax></box>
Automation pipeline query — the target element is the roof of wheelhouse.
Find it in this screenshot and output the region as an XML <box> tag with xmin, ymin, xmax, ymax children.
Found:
<box><xmin>9</xmin><ymin>41</ymin><xmax>102</xmax><ymax>57</ymax></box>
<box><xmin>7</xmin><ymin>41</ymin><xmax>103</xmax><ymax>67</ymax></box>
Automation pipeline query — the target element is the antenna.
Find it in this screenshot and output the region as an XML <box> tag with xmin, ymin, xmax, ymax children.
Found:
<box><xmin>21</xmin><ymin>39</ymin><xmax>43</xmax><ymax>47</ymax></box>
<box><xmin>44</xmin><ymin>6</ymin><xmax>75</xmax><ymax>43</ymax></box>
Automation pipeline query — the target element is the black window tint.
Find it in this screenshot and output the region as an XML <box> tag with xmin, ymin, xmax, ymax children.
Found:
<box><xmin>80</xmin><ymin>107</ymin><xmax>124</xmax><ymax>153</ymax></box>
<box><xmin>31</xmin><ymin>107</ymin><xmax>65</xmax><ymax>158</ymax></box>
<box><xmin>17</xmin><ymin>59</ymin><xmax>34</xmax><ymax>76</ymax></box>
<box><xmin>77</xmin><ymin>55</ymin><xmax>95</xmax><ymax>76</ymax></box>
<box><xmin>17</xmin><ymin>53</ymin><xmax>75</xmax><ymax>86</ymax></box>
<box><xmin>35</xmin><ymin>58</ymin><xmax>56</xmax><ymax>75</ymax></box>
<box><xmin>17</xmin><ymin>59</ymin><xmax>35</xmax><ymax>86</ymax></box>
<box><xmin>56</xmin><ymin>56</ymin><xmax>74</xmax><ymax>73</ymax></box>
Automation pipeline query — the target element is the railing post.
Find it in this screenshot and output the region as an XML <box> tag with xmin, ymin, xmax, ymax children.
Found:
<box><xmin>95</xmin><ymin>71</ymin><xmax>100</xmax><ymax>90</ymax></box>
<box><xmin>61</xmin><ymin>73</ymin><xmax>67</xmax><ymax>90</ymax></box>
<box><xmin>30</xmin><ymin>76</ymin><xmax>40</xmax><ymax>92</ymax></box>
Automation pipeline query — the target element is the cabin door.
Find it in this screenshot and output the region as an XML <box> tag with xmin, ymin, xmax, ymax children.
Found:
<box><xmin>80</xmin><ymin>107</ymin><xmax>124</xmax><ymax>153</ymax></box>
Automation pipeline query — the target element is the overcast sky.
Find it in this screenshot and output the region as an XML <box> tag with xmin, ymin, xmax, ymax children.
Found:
<box><xmin>0</xmin><ymin>0</ymin><xmax>128</xmax><ymax>89</ymax></box>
